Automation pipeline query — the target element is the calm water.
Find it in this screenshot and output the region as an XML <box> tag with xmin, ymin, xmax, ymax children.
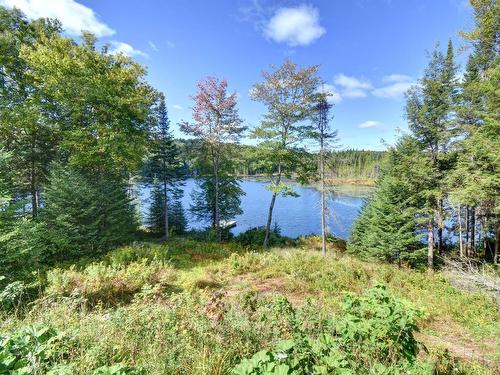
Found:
<box><xmin>138</xmin><ymin>179</ymin><xmax>373</xmax><ymax>240</ymax></box>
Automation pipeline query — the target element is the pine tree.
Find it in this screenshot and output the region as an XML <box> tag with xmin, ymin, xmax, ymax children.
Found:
<box><xmin>147</xmin><ymin>181</ymin><xmax>187</xmax><ymax>236</ymax></box>
<box><xmin>144</xmin><ymin>94</ymin><xmax>185</xmax><ymax>239</ymax></box>
<box><xmin>38</xmin><ymin>166</ymin><xmax>138</xmax><ymax>261</ymax></box>
<box><xmin>348</xmin><ymin>137</ymin><xmax>430</xmax><ymax>265</ymax></box>
<box><xmin>310</xmin><ymin>93</ymin><xmax>338</xmax><ymax>256</ymax></box>
<box><xmin>449</xmin><ymin>0</ymin><xmax>500</xmax><ymax>262</ymax></box>
<box><xmin>189</xmin><ymin>169</ymin><xmax>244</xmax><ymax>230</ymax></box>
<box><xmin>405</xmin><ymin>41</ymin><xmax>458</xmax><ymax>268</ymax></box>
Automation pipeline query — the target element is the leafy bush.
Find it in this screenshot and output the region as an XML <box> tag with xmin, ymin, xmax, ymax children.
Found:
<box><xmin>235</xmin><ymin>226</ymin><xmax>291</xmax><ymax>247</ymax></box>
<box><xmin>336</xmin><ymin>284</ymin><xmax>421</xmax><ymax>365</ymax></box>
<box><xmin>231</xmin><ymin>285</ymin><xmax>422</xmax><ymax>374</ymax></box>
<box><xmin>0</xmin><ymin>325</ymin><xmax>69</xmax><ymax>374</ymax></box>
<box><xmin>0</xmin><ymin>280</ymin><xmax>27</xmax><ymax>311</ymax></box>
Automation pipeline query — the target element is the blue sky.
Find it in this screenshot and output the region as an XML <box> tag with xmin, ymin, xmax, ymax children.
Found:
<box><xmin>1</xmin><ymin>0</ymin><xmax>474</xmax><ymax>150</ymax></box>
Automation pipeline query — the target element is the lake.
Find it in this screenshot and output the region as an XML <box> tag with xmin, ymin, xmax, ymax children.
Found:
<box><xmin>138</xmin><ymin>178</ymin><xmax>373</xmax><ymax>240</ymax></box>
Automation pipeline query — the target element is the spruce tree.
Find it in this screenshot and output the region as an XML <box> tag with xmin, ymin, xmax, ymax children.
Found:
<box><xmin>405</xmin><ymin>41</ymin><xmax>458</xmax><ymax>267</ymax></box>
<box><xmin>349</xmin><ymin>137</ymin><xmax>431</xmax><ymax>266</ymax></box>
<box><xmin>38</xmin><ymin>165</ymin><xmax>137</xmax><ymax>261</ymax></box>
<box><xmin>144</xmin><ymin>94</ymin><xmax>185</xmax><ymax>239</ymax></box>
<box><xmin>147</xmin><ymin>182</ymin><xmax>187</xmax><ymax>235</ymax></box>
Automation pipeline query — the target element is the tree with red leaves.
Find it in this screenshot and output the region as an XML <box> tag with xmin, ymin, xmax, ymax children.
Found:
<box><xmin>180</xmin><ymin>77</ymin><xmax>246</xmax><ymax>240</ymax></box>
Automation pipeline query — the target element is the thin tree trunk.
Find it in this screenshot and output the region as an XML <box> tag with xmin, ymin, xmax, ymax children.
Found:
<box><xmin>213</xmin><ymin>151</ymin><xmax>220</xmax><ymax>241</ymax></box>
<box><xmin>263</xmin><ymin>163</ymin><xmax>282</xmax><ymax>248</ymax></box>
<box><xmin>437</xmin><ymin>198</ymin><xmax>444</xmax><ymax>255</ymax></box>
<box><xmin>320</xmin><ymin>140</ymin><xmax>327</xmax><ymax>256</ymax></box>
<box><xmin>30</xmin><ymin>164</ymin><xmax>38</xmax><ymax>218</ymax></box>
<box><xmin>482</xmin><ymin>216</ymin><xmax>488</xmax><ymax>258</ymax></box>
<box><xmin>465</xmin><ymin>206</ymin><xmax>470</xmax><ymax>257</ymax></box>
<box><xmin>471</xmin><ymin>206</ymin><xmax>476</xmax><ymax>256</ymax></box>
<box><xmin>494</xmin><ymin>222</ymin><xmax>499</xmax><ymax>265</ymax></box>
<box><xmin>458</xmin><ymin>205</ymin><xmax>464</xmax><ymax>258</ymax></box>
<box><xmin>427</xmin><ymin>218</ymin><xmax>434</xmax><ymax>269</ymax></box>
<box><xmin>163</xmin><ymin>176</ymin><xmax>169</xmax><ymax>240</ymax></box>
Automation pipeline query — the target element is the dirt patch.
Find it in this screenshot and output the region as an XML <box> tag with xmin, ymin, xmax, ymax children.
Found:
<box><xmin>224</xmin><ymin>274</ymin><xmax>313</xmax><ymax>304</ymax></box>
<box><xmin>417</xmin><ymin>319</ymin><xmax>499</xmax><ymax>367</ymax></box>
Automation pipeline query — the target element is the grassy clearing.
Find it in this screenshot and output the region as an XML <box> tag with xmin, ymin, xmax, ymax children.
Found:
<box><xmin>1</xmin><ymin>238</ymin><xmax>498</xmax><ymax>374</ymax></box>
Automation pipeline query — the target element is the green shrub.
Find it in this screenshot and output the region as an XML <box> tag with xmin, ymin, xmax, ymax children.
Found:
<box><xmin>231</xmin><ymin>285</ymin><xmax>423</xmax><ymax>374</ymax></box>
<box><xmin>0</xmin><ymin>325</ymin><xmax>69</xmax><ymax>374</ymax></box>
<box><xmin>235</xmin><ymin>226</ymin><xmax>291</xmax><ymax>247</ymax></box>
<box><xmin>0</xmin><ymin>280</ymin><xmax>27</xmax><ymax>311</ymax></box>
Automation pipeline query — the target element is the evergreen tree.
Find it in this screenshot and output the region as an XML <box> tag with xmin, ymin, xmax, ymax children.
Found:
<box><xmin>448</xmin><ymin>0</ymin><xmax>499</xmax><ymax>262</ymax></box>
<box><xmin>144</xmin><ymin>94</ymin><xmax>184</xmax><ymax>239</ymax></box>
<box><xmin>405</xmin><ymin>41</ymin><xmax>458</xmax><ymax>267</ymax></box>
<box><xmin>38</xmin><ymin>165</ymin><xmax>138</xmax><ymax>261</ymax></box>
<box><xmin>189</xmin><ymin>169</ymin><xmax>244</xmax><ymax>230</ymax></box>
<box><xmin>147</xmin><ymin>181</ymin><xmax>187</xmax><ymax>236</ymax></box>
<box><xmin>310</xmin><ymin>93</ymin><xmax>338</xmax><ymax>256</ymax></box>
<box><xmin>349</xmin><ymin>138</ymin><xmax>431</xmax><ymax>265</ymax></box>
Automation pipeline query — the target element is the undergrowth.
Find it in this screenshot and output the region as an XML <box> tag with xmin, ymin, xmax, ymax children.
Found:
<box><xmin>0</xmin><ymin>238</ymin><xmax>498</xmax><ymax>374</ymax></box>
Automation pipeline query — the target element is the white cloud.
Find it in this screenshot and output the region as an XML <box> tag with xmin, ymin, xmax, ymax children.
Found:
<box><xmin>372</xmin><ymin>82</ymin><xmax>414</xmax><ymax>98</ymax></box>
<box><xmin>382</xmin><ymin>74</ymin><xmax>412</xmax><ymax>83</ymax></box>
<box><xmin>172</xmin><ymin>104</ymin><xmax>183</xmax><ymax>110</ymax></box>
<box><xmin>0</xmin><ymin>0</ymin><xmax>115</xmax><ymax>37</ymax></box>
<box><xmin>109</xmin><ymin>41</ymin><xmax>148</xmax><ymax>58</ymax></box>
<box><xmin>334</xmin><ymin>74</ymin><xmax>372</xmax><ymax>98</ymax></box>
<box><xmin>359</xmin><ymin>120</ymin><xmax>382</xmax><ymax>129</ymax></box>
<box><xmin>317</xmin><ymin>84</ymin><xmax>342</xmax><ymax>104</ymax></box>
<box><xmin>372</xmin><ymin>74</ymin><xmax>415</xmax><ymax>99</ymax></box>
<box><xmin>148</xmin><ymin>41</ymin><xmax>159</xmax><ymax>52</ymax></box>
<box><xmin>264</xmin><ymin>4</ymin><xmax>325</xmax><ymax>46</ymax></box>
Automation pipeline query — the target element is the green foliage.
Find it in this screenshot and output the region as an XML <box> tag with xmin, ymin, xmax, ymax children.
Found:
<box><xmin>348</xmin><ymin>138</ymin><xmax>429</xmax><ymax>265</ymax></box>
<box><xmin>190</xmin><ymin>174</ymin><xmax>244</xmax><ymax>226</ymax></box>
<box><xmin>0</xmin><ymin>242</ymin><xmax>497</xmax><ymax>374</ymax></box>
<box><xmin>143</xmin><ymin>95</ymin><xmax>186</xmax><ymax>238</ymax></box>
<box><xmin>235</xmin><ymin>226</ymin><xmax>290</xmax><ymax>247</ymax></box>
<box><xmin>147</xmin><ymin>182</ymin><xmax>187</xmax><ymax>236</ymax></box>
<box><xmin>0</xmin><ymin>325</ymin><xmax>69</xmax><ymax>374</ymax></box>
<box><xmin>327</xmin><ymin>150</ymin><xmax>386</xmax><ymax>181</ymax></box>
<box><xmin>231</xmin><ymin>285</ymin><xmax>422</xmax><ymax>374</ymax></box>
<box><xmin>37</xmin><ymin>165</ymin><xmax>138</xmax><ymax>261</ymax></box>
<box><xmin>0</xmin><ymin>280</ymin><xmax>28</xmax><ymax>311</ymax></box>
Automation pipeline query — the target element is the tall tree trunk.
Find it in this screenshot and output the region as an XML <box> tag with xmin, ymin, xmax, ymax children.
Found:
<box><xmin>163</xmin><ymin>176</ymin><xmax>169</xmax><ymax>240</ymax></box>
<box><xmin>263</xmin><ymin>163</ymin><xmax>282</xmax><ymax>248</ymax></box>
<box><xmin>320</xmin><ymin>140</ymin><xmax>327</xmax><ymax>256</ymax></box>
<box><xmin>494</xmin><ymin>222</ymin><xmax>499</xmax><ymax>265</ymax></box>
<box><xmin>437</xmin><ymin>198</ymin><xmax>444</xmax><ymax>255</ymax></box>
<box><xmin>30</xmin><ymin>163</ymin><xmax>38</xmax><ymax>218</ymax></box>
<box><xmin>458</xmin><ymin>205</ymin><xmax>464</xmax><ymax>258</ymax></box>
<box><xmin>213</xmin><ymin>151</ymin><xmax>220</xmax><ymax>241</ymax></box>
<box><xmin>471</xmin><ymin>206</ymin><xmax>476</xmax><ymax>255</ymax></box>
<box><xmin>427</xmin><ymin>218</ymin><xmax>434</xmax><ymax>269</ymax></box>
<box><xmin>465</xmin><ymin>206</ymin><xmax>470</xmax><ymax>257</ymax></box>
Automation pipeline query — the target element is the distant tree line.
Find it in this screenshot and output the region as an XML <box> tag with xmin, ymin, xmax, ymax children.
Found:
<box><xmin>173</xmin><ymin>140</ymin><xmax>385</xmax><ymax>181</ymax></box>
